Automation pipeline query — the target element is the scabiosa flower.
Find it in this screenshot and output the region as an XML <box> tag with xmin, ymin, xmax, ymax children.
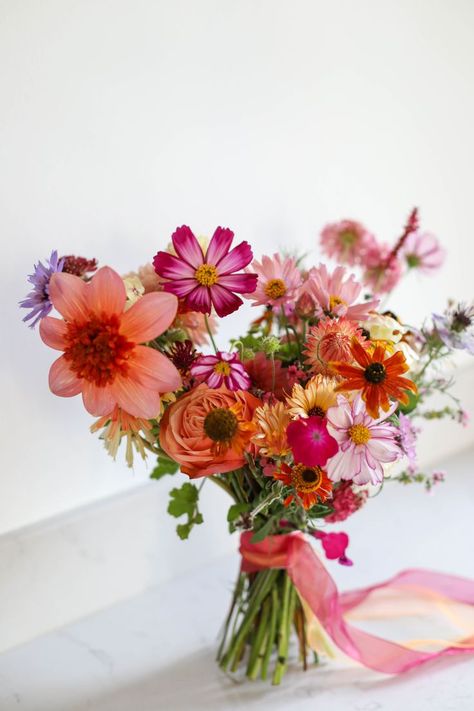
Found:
<box><xmin>324</xmin><ymin>481</ymin><xmax>368</xmax><ymax>523</ymax></box>
<box><xmin>251</xmin><ymin>401</ymin><xmax>291</xmax><ymax>457</ymax></box>
<box><xmin>20</xmin><ymin>250</ymin><xmax>65</xmax><ymax>328</ymax></box>
<box><xmin>433</xmin><ymin>302</ymin><xmax>474</xmax><ymax>354</ymax></box>
<box><xmin>152</xmin><ymin>225</ymin><xmax>257</xmax><ymax>317</ymax></box>
<box><xmin>331</xmin><ymin>340</ymin><xmax>417</xmax><ymax>419</ymax></box>
<box><xmin>246</xmin><ymin>254</ymin><xmax>302</xmax><ymax>308</ymax></box>
<box><xmin>274</xmin><ymin>461</ymin><xmax>332</xmax><ymax>509</ymax></box>
<box><xmin>362</xmin><ymin>243</ymin><xmax>403</xmax><ymax>294</ymax></box>
<box><xmin>286</xmin><ymin>416</ymin><xmax>339</xmax><ymax>467</ymax></box>
<box><xmin>304</xmin><ymin>318</ymin><xmax>368</xmax><ymax>377</ymax></box>
<box><xmin>190</xmin><ymin>351</ymin><xmax>251</xmax><ymax>391</ymax></box>
<box><xmin>326</xmin><ymin>394</ymin><xmax>401</xmax><ymax>485</ymax></box>
<box><xmin>397</xmin><ymin>412</ymin><xmax>420</xmax><ymax>473</ymax></box>
<box><xmin>61</xmin><ymin>255</ymin><xmax>98</xmax><ymax>277</ymax></box>
<box><xmin>401</xmin><ymin>232</ymin><xmax>445</xmax><ymax>273</ymax></box>
<box><xmin>39</xmin><ymin>267</ymin><xmax>182</xmax><ymax>419</ymax></box>
<box><xmin>302</xmin><ymin>264</ymin><xmax>379</xmax><ymax>321</ymax></box>
<box><xmin>320</xmin><ymin>220</ymin><xmax>376</xmax><ymax>266</ymax></box>
<box><xmin>286</xmin><ymin>375</ymin><xmax>337</xmax><ymax>419</ymax></box>
<box><xmin>167</xmin><ymin>340</ymin><xmax>198</xmax><ymax>382</ymax></box>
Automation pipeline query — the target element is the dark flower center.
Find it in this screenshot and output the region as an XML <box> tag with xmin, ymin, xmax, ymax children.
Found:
<box><xmin>307</xmin><ymin>406</ymin><xmax>325</xmax><ymax>418</ymax></box>
<box><xmin>301</xmin><ymin>468</ymin><xmax>318</xmax><ymax>483</ymax></box>
<box><xmin>452</xmin><ymin>310</ymin><xmax>471</xmax><ymax>332</ymax></box>
<box><xmin>204</xmin><ymin>408</ymin><xmax>238</xmax><ymax>442</ymax></box>
<box><xmin>364</xmin><ymin>362</ymin><xmax>386</xmax><ymax>384</ymax></box>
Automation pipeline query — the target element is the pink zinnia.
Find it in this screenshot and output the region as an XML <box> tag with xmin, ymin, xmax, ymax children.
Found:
<box><xmin>153</xmin><ymin>226</ymin><xmax>257</xmax><ymax>317</ymax></box>
<box><xmin>246</xmin><ymin>254</ymin><xmax>302</xmax><ymax>308</ymax></box>
<box><xmin>362</xmin><ymin>243</ymin><xmax>403</xmax><ymax>294</ymax></box>
<box><xmin>320</xmin><ymin>220</ymin><xmax>376</xmax><ymax>266</ymax></box>
<box><xmin>190</xmin><ymin>351</ymin><xmax>251</xmax><ymax>391</ymax></box>
<box><xmin>303</xmin><ymin>264</ymin><xmax>379</xmax><ymax>321</ymax></box>
<box><xmin>286</xmin><ymin>416</ymin><xmax>338</xmax><ymax>467</ymax></box>
<box><xmin>325</xmin><ymin>394</ymin><xmax>400</xmax><ymax>485</ymax></box>
<box><xmin>39</xmin><ymin>267</ymin><xmax>182</xmax><ymax>419</ymax></box>
<box><xmin>401</xmin><ymin>231</ymin><xmax>445</xmax><ymax>273</ymax></box>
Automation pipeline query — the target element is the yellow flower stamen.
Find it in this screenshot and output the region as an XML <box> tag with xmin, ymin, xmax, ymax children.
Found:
<box><xmin>348</xmin><ymin>423</ymin><xmax>371</xmax><ymax>445</ymax></box>
<box><xmin>214</xmin><ymin>361</ymin><xmax>231</xmax><ymax>376</ymax></box>
<box><xmin>195</xmin><ymin>264</ymin><xmax>218</xmax><ymax>286</ymax></box>
<box><xmin>329</xmin><ymin>294</ymin><xmax>348</xmax><ymax>312</ymax></box>
<box><xmin>264</xmin><ymin>278</ymin><xmax>287</xmax><ymax>300</ymax></box>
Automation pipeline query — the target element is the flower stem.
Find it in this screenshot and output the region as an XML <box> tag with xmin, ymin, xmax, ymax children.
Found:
<box><xmin>204</xmin><ymin>314</ymin><xmax>218</xmax><ymax>353</ymax></box>
<box><xmin>272</xmin><ymin>574</ymin><xmax>295</xmax><ymax>685</ymax></box>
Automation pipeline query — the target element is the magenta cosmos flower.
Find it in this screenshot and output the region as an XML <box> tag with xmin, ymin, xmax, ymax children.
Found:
<box><xmin>325</xmin><ymin>394</ymin><xmax>400</xmax><ymax>485</ymax></box>
<box><xmin>286</xmin><ymin>416</ymin><xmax>338</xmax><ymax>467</ymax></box>
<box><xmin>39</xmin><ymin>267</ymin><xmax>182</xmax><ymax>419</ymax></box>
<box><xmin>401</xmin><ymin>231</ymin><xmax>445</xmax><ymax>274</ymax></box>
<box><xmin>190</xmin><ymin>351</ymin><xmax>251</xmax><ymax>391</ymax></box>
<box><xmin>303</xmin><ymin>264</ymin><xmax>379</xmax><ymax>320</ymax></box>
<box><xmin>246</xmin><ymin>254</ymin><xmax>302</xmax><ymax>308</ymax></box>
<box><xmin>152</xmin><ymin>226</ymin><xmax>257</xmax><ymax>317</ymax></box>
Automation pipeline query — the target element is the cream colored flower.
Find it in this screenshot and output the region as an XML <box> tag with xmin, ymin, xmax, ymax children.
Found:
<box><xmin>251</xmin><ymin>401</ymin><xmax>291</xmax><ymax>457</ymax></box>
<box><xmin>123</xmin><ymin>275</ymin><xmax>145</xmax><ymax>309</ymax></box>
<box><xmin>360</xmin><ymin>313</ymin><xmax>404</xmax><ymax>344</ymax></box>
<box><xmin>286</xmin><ymin>375</ymin><xmax>337</xmax><ymax>419</ymax></box>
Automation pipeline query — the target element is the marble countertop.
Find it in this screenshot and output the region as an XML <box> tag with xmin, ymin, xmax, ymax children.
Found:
<box><xmin>1</xmin><ymin>447</ymin><xmax>473</xmax><ymax>711</ymax></box>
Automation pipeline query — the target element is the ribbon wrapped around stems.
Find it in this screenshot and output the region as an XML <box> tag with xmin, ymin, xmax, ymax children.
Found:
<box><xmin>240</xmin><ymin>531</ymin><xmax>474</xmax><ymax>674</ymax></box>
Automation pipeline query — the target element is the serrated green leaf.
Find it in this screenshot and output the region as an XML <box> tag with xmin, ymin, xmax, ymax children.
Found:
<box><xmin>150</xmin><ymin>455</ymin><xmax>179</xmax><ymax>480</ymax></box>
<box><xmin>176</xmin><ymin>523</ymin><xmax>191</xmax><ymax>540</ymax></box>
<box><xmin>227</xmin><ymin>502</ymin><xmax>251</xmax><ymax>522</ymax></box>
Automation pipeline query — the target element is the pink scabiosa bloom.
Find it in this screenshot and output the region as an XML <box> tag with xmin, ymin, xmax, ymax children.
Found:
<box><xmin>190</xmin><ymin>351</ymin><xmax>251</xmax><ymax>391</ymax></box>
<box><xmin>401</xmin><ymin>232</ymin><xmax>445</xmax><ymax>273</ymax></box>
<box><xmin>152</xmin><ymin>226</ymin><xmax>257</xmax><ymax>317</ymax></box>
<box><xmin>286</xmin><ymin>416</ymin><xmax>339</xmax><ymax>467</ymax></box>
<box><xmin>303</xmin><ymin>264</ymin><xmax>379</xmax><ymax>320</ymax></box>
<box><xmin>326</xmin><ymin>394</ymin><xmax>401</xmax><ymax>486</ymax></box>
<box><xmin>246</xmin><ymin>254</ymin><xmax>302</xmax><ymax>308</ymax></box>
<box><xmin>304</xmin><ymin>317</ymin><xmax>368</xmax><ymax>377</ymax></box>
<box><xmin>320</xmin><ymin>220</ymin><xmax>376</xmax><ymax>266</ymax></box>
<box><xmin>39</xmin><ymin>267</ymin><xmax>182</xmax><ymax>419</ymax></box>
<box><xmin>362</xmin><ymin>243</ymin><xmax>403</xmax><ymax>294</ymax></box>
<box><xmin>325</xmin><ymin>481</ymin><xmax>368</xmax><ymax>523</ymax></box>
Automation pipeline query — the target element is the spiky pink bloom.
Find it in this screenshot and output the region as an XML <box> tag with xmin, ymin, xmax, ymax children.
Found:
<box><xmin>325</xmin><ymin>481</ymin><xmax>368</xmax><ymax>523</ymax></box>
<box><xmin>39</xmin><ymin>267</ymin><xmax>182</xmax><ymax>419</ymax></box>
<box><xmin>320</xmin><ymin>220</ymin><xmax>376</xmax><ymax>266</ymax></box>
<box><xmin>362</xmin><ymin>243</ymin><xmax>403</xmax><ymax>294</ymax></box>
<box><xmin>246</xmin><ymin>254</ymin><xmax>302</xmax><ymax>308</ymax></box>
<box><xmin>326</xmin><ymin>394</ymin><xmax>400</xmax><ymax>485</ymax></box>
<box><xmin>286</xmin><ymin>416</ymin><xmax>339</xmax><ymax>467</ymax></box>
<box><xmin>190</xmin><ymin>351</ymin><xmax>251</xmax><ymax>391</ymax></box>
<box><xmin>152</xmin><ymin>226</ymin><xmax>257</xmax><ymax>317</ymax></box>
<box><xmin>304</xmin><ymin>317</ymin><xmax>368</xmax><ymax>377</ymax></box>
<box><xmin>303</xmin><ymin>264</ymin><xmax>379</xmax><ymax>320</ymax></box>
<box><xmin>401</xmin><ymin>232</ymin><xmax>445</xmax><ymax>273</ymax></box>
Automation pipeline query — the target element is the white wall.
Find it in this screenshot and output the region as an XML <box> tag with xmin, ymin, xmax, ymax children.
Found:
<box><xmin>1</xmin><ymin>0</ymin><xmax>474</xmax><ymax>535</ymax></box>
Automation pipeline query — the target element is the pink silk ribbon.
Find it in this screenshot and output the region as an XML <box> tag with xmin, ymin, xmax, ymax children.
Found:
<box><xmin>239</xmin><ymin>531</ymin><xmax>474</xmax><ymax>674</ymax></box>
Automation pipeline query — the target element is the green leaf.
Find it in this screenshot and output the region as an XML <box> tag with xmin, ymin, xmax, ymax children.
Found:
<box><xmin>227</xmin><ymin>502</ymin><xmax>251</xmax><ymax>523</ymax></box>
<box><xmin>176</xmin><ymin>523</ymin><xmax>192</xmax><ymax>540</ymax></box>
<box><xmin>398</xmin><ymin>390</ymin><xmax>419</xmax><ymax>415</ymax></box>
<box><xmin>167</xmin><ymin>482</ymin><xmax>204</xmax><ymax>540</ymax></box>
<box><xmin>251</xmin><ymin>516</ymin><xmax>277</xmax><ymax>544</ymax></box>
<box><xmin>150</xmin><ymin>453</ymin><xmax>179</xmax><ymax>480</ymax></box>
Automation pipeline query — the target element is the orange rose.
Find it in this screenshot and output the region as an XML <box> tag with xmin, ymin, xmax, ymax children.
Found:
<box><xmin>160</xmin><ymin>384</ymin><xmax>261</xmax><ymax>478</ymax></box>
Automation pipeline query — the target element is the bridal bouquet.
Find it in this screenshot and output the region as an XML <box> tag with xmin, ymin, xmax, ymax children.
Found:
<box><xmin>21</xmin><ymin>209</ymin><xmax>474</xmax><ymax>683</ymax></box>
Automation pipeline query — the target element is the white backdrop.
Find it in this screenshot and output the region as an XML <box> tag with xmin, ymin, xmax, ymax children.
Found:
<box><xmin>2</xmin><ymin>0</ymin><xmax>474</xmax><ymax>535</ymax></box>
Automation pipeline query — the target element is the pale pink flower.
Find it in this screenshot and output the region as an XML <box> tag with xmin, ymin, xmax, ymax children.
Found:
<box><xmin>326</xmin><ymin>394</ymin><xmax>400</xmax><ymax>485</ymax></box>
<box><xmin>401</xmin><ymin>232</ymin><xmax>445</xmax><ymax>273</ymax></box>
<box><xmin>362</xmin><ymin>243</ymin><xmax>403</xmax><ymax>294</ymax></box>
<box><xmin>137</xmin><ymin>263</ymin><xmax>164</xmax><ymax>293</ymax></box>
<box><xmin>246</xmin><ymin>254</ymin><xmax>302</xmax><ymax>308</ymax></box>
<box><xmin>302</xmin><ymin>264</ymin><xmax>379</xmax><ymax>321</ymax></box>
<box><xmin>320</xmin><ymin>220</ymin><xmax>376</xmax><ymax>266</ymax></box>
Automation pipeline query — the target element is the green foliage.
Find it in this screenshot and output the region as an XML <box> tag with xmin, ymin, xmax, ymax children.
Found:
<box><xmin>398</xmin><ymin>390</ymin><xmax>419</xmax><ymax>415</ymax></box>
<box><xmin>227</xmin><ymin>502</ymin><xmax>252</xmax><ymax>533</ymax></box>
<box><xmin>150</xmin><ymin>452</ymin><xmax>179</xmax><ymax>480</ymax></box>
<box><xmin>167</xmin><ymin>482</ymin><xmax>204</xmax><ymax>540</ymax></box>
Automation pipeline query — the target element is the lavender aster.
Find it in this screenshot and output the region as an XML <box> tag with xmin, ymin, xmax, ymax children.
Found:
<box><xmin>19</xmin><ymin>250</ymin><xmax>64</xmax><ymax>328</ymax></box>
<box><xmin>433</xmin><ymin>302</ymin><xmax>474</xmax><ymax>354</ymax></box>
<box><xmin>397</xmin><ymin>413</ymin><xmax>420</xmax><ymax>474</ymax></box>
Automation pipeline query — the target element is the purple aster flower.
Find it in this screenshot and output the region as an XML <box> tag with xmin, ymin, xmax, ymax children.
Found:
<box><xmin>19</xmin><ymin>250</ymin><xmax>64</xmax><ymax>328</ymax></box>
<box><xmin>397</xmin><ymin>413</ymin><xmax>420</xmax><ymax>474</ymax></box>
<box><xmin>433</xmin><ymin>302</ymin><xmax>474</xmax><ymax>354</ymax></box>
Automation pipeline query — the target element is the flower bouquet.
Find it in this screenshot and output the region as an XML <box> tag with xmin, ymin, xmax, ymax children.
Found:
<box><xmin>21</xmin><ymin>210</ymin><xmax>474</xmax><ymax>684</ymax></box>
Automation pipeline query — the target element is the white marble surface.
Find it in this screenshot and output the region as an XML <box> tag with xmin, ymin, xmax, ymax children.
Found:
<box><xmin>0</xmin><ymin>447</ymin><xmax>473</xmax><ymax>710</ymax></box>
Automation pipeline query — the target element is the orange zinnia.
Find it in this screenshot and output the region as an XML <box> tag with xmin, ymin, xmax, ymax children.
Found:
<box><xmin>331</xmin><ymin>340</ymin><xmax>417</xmax><ymax>418</ymax></box>
<box><xmin>274</xmin><ymin>462</ymin><xmax>332</xmax><ymax>510</ymax></box>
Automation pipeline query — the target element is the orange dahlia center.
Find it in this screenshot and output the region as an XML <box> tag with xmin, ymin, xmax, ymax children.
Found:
<box><xmin>364</xmin><ymin>362</ymin><xmax>386</xmax><ymax>384</ymax></box>
<box><xmin>348</xmin><ymin>423</ymin><xmax>371</xmax><ymax>445</ymax></box>
<box><xmin>195</xmin><ymin>263</ymin><xmax>218</xmax><ymax>286</ymax></box>
<box><xmin>291</xmin><ymin>463</ymin><xmax>323</xmax><ymax>493</ymax></box>
<box><xmin>264</xmin><ymin>278</ymin><xmax>287</xmax><ymax>300</ymax></box>
<box><xmin>64</xmin><ymin>314</ymin><xmax>134</xmax><ymax>386</ymax></box>
<box><xmin>214</xmin><ymin>361</ymin><xmax>231</xmax><ymax>376</ymax></box>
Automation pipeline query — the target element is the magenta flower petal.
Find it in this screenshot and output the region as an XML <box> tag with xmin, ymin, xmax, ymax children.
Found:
<box><xmin>171</xmin><ymin>226</ymin><xmax>204</xmax><ymax>268</ymax></box>
<box><xmin>211</xmin><ymin>284</ymin><xmax>243</xmax><ymax>317</ymax></box>
<box><xmin>186</xmin><ymin>284</ymin><xmax>212</xmax><ymax>313</ymax></box>
<box><xmin>163</xmin><ymin>278</ymin><xmax>197</xmax><ymax>299</ymax></box>
<box><xmin>218</xmin><ymin>273</ymin><xmax>258</xmax><ymax>294</ymax></box>
<box><xmin>287</xmin><ymin>416</ymin><xmax>339</xmax><ymax>466</ymax></box>
<box><xmin>153</xmin><ymin>251</ymin><xmax>195</xmax><ymax>280</ymax></box>
<box><xmin>216</xmin><ymin>241</ymin><xmax>253</xmax><ymax>274</ymax></box>
<box><xmin>190</xmin><ymin>350</ymin><xmax>251</xmax><ymax>391</ymax></box>
<box><xmin>205</xmin><ymin>227</ymin><xmax>234</xmax><ymax>265</ymax></box>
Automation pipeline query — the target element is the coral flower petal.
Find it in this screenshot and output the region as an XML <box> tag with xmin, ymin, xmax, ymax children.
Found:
<box><xmin>206</xmin><ymin>227</ymin><xmax>234</xmax><ymax>265</ymax></box>
<box><xmin>171</xmin><ymin>226</ymin><xmax>204</xmax><ymax>268</ymax></box>
<box><xmin>131</xmin><ymin>345</ymin><xmax>182</xmax><ymax>392</ymax></box>
<box><xmin>216</xmin><ymin>241</ymin><xmax>253</xmax><ymax>274</ymax></box>
<box><xmin>87</xmin><ymin>266</ymin><xmax>126</xmax><ymax>317</ymax></box>
<box><xmin>40</xmin><ymin>316</ymin><xmax>68</xmax><ymax>350</ymax></box>
<box><xmin>211</xmin><ymin>284</ymin><xmax>243</xmax><ymax>317</ymax></box>
<box><xmin>49</xmin><ymin>272</ymin><xmax>89</xmax><ymax>323</ymax></box>
<box><xmin>82</xmin><ymin>381</ymin><xmax>116</xmax><ymax>416</ymax></box>
<box><xmin>49</xmin><ymin>355</ymin><xmax>83</xmax><ymax>397</ymax></box>
<box><xmin>120</xmin><ymin>292</ymin><xmax>178</xmax><ymax>343</ymax></box>
<box><xmin>111</xmin><ymin>375</ymin><xmax>162</xmax><ymax>419</ymax></box>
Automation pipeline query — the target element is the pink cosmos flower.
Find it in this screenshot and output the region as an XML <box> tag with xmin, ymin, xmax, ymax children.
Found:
<box><xmin>246</xmin><ymin>254</ymin><xmax>302</xmax><ymax>308</ymax></box>
<box><xmin>303</xmin><ymin>265</ymin><xmax>379</xmax><ymax>321</ymax></box>
<box><xmin>320</xmin><ymin>220</ymin><xmax>376</xmax><ymax>266</ymax></box>
<box><xmin>286</xmin><ymin>416</ymin><xmax>339</xmax><ymax>467</ymax></box>
<box><xmin>362</xmin><ymin>243</ymin><xmax>403</xmax><ymax>294</ymax></box>
<box><xmin>190</xmin><ymin>351</ymin><xmax>251</xmax><ymax>391</ymax></box>
<box><xmin>325</xmin><ymin>394</ymin><xmax>400</xmax><ymax>485</ymax></box>
<box><xmin>39</xmin><ymin>267</ymin><xmax>182</xmax><ymax>419</ymax></box>
<box><xmin>401</xmin><ymin>232</ymin><xmax>445</xmax><ymax>273</ymax></box>
<box><xmin>153</xmin><ymin>226</ymin><xmax>257</xmax><ymax>317</ymax></box>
